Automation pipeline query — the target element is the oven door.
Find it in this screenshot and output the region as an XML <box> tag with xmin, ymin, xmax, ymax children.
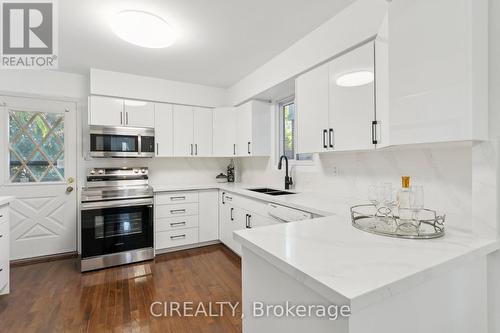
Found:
<box><xmin>81</xmin><ymin>198</ymin><xmax>153</xmax><ymax>258</ymax></box>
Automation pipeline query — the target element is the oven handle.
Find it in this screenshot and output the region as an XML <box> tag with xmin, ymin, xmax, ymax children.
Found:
<box><xmin>81</xmin><ymin>198</ymin><xmax>154</xmax><ymax>210</ymax></box>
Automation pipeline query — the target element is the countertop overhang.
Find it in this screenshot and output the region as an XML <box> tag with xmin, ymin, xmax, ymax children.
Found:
<box><xmin>152</xmin><ymin>183</ymin><xmax>500</xmax><ymax>312</ymax></box>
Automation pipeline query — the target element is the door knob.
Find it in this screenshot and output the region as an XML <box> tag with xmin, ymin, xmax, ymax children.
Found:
<box><xmin>67</xmin><ymin>177</ymin><xmax>74</xmax><ymax>184</ymax></box>
<box><xmin>66</xmin><ymin>186</ymin><xmax>74</xmax><ymax>193</ymax></box>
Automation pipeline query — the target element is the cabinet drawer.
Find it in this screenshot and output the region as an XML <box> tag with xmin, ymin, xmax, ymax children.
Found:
<box><xmin>0</xmin><ymin>260</ymin><xmax>7</xmax><ymax>291</ymax></box>
<box><xmin>223</xmin><ymin>192</ymin><xmax>268</xmax><ymax>217</ymax></box>
<box><xmin>156</xmin><ymin>203</ymin><xmax>198</xmax><ymax>218</ymax></box>
<box><xmin>156</xmin><ymin>215</ymin><xmax>198</xmax><ymax>232</ymax></box>
<box><xmin>0</xmin><ymin>222</ymin><xmax>8</xmax><ymax>260</ymax></box>
<box><xmin>156</xmin><ymin>228</ymin><xmax>198</xmax><ymax>249</ymax></box>
<box><xmin>0</xmin><ymin>205</ymin><xmax>8</xmax><ymax>225</ymax></box>
<box><xmin>156</xmin><ymin>192</ymin><xmax>199</xmax><ymax>205</ymax></box>
<box><xmin>0</xmin><ymin>221</ymin><xmax>8</xmax><ymax>290</ymax></box>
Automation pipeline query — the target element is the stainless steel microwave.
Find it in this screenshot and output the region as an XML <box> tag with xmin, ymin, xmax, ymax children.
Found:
<box><xmin>89</xmin><ymin>126</ymin><xmax>155</xmax><ymax>158</ymax></box>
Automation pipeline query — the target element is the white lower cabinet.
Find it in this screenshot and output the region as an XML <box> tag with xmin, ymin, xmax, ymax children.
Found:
<box><xmin>156</xmin><ymin>228</ymin><xmax>199</xmax><ymax>249</ymax></box>
<box><xmin>219</xmin><ymin>191</ymin><xmax>279</xmax><ymax>255</ymax></box>
<box><xmin>0</xmin><ymin>203</ymin><xmax>10</xmax><ymax>295</ymax></box>
<box><xmin>154</xmin><ymin>190</ymin><xmax>219</xmax><ymax>252</ymax></box>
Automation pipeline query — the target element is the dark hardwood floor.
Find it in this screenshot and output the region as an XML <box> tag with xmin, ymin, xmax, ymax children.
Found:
<box><xmin>0</xmin><ymin>244</ymin><xmax>242</xmax><ymax>333</ymax></box>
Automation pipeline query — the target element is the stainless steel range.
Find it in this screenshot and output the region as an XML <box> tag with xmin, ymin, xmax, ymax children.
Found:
<box><xmin>80</xmin><ymin>167</ymin><xmax>154</xmax><ymax>272</ymax></box>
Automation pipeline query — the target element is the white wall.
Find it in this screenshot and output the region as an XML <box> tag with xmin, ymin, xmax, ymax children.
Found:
<box><xmin>226</xmin><ymin>0</ymin><xmax>388</xmax><ymax>105</ymax></box>
<box><xmin>90</xmin><ymin>68</ymin><xmax>227</xmax><ymax>107</ymax></box>
<box><xmin>0</xmin><ymin>70</ymin><xmax>88</xmax><ymax>100</ymax></box>
<box><xmin>82</xmin><ymin>157</ymin><xmax>231</xmax><ymax>187</ymax></box>
<box><xmin>487</xmin><ymin>0</ymin><xmax>500</xmax><ymax>331</ymax></box>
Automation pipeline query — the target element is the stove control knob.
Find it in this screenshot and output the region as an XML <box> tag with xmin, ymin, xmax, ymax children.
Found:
<box><xmin>90</xmin><ymin>169</ymin><xmax>96</xmax><ymax>175</ymax></box>
<box><xmin>98</xmin><ymin>169</ymin><xmax>104</xmax><ymax>175</ymax></box>
<box><xmin>133</xmin><ymin>169</ymin><xmax>139</xmax><ymax>174</ymax></box>
<box><xmin>141</xmin><ymin>169</ymin><xmax>146</xmax><ymax>174</ymax></box>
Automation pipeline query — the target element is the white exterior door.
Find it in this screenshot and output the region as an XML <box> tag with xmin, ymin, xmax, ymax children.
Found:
<box><xmin>0</xmin><ymin>96</ymin><xmax>77</xmax><ymax>260</ymax></box>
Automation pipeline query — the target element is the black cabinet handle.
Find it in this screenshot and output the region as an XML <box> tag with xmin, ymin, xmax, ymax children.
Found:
<box><xmin>222</xmin><ymin>192</ymin><xmax>226</xmax><ymax>204</ymax></box>
<box><xmin>230</xmin><ymin>207</ymin><xmax>234</xmax><ymax>221</ymax></box>
<box><xmin>195</xmin><ymin>144</ymin><xmax>198</xmax><ymax>155</ymax></box>
<box><xmin>156</xmin><ymin>143</ymin><xmax>159</xmax><ymax>155</ymax></box>
<box><xmin>329</xmin><ymin>129</ymin><xmax>334</xmax><ymax>148</ymax></box>
<box><xmin>233</xmin><ymin>144</ymin><xmax>236</xmax><ymax>155</ymax></box>
<box><xmin>246</xmin><ymin>214</ymin><xmax>252</xmax><ymax>229</ymax></box>
<box><xmin>323</xmin><ymin>129</ymin><xmax>328</xmax><ymax>148</ymax></box>
<box><xmin>372</xmin><ymin>120</ymin><xmax>378</xmax><ymax>144</ymax></box>
<box><xmin>247</xmin><ymin>142</ymin><xmax>251</xmax><ymax>155</ymax></box>
<box><xmin>190</xmin><ymin>144</ymin><xmax>193</xmax><ymax>156</ymax></box>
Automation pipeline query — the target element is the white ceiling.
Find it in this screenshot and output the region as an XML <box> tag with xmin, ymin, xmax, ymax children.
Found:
<box><xmin>59</xmin><ymin>0</ymin><xmax>356</xmax><ymax>88</ymax></box>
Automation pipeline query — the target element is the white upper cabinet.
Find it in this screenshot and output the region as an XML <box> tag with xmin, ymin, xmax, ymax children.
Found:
<box><xmin>329</xmin><ymin>42</ymin><xmax>376</xmax><ymax>151</ymax></box>
<box><xmin>173</xmin><ymin>105</ymin><xmax>213</xmax><ymax>157</ymax></box>
<box><xmin>155</xmin><ymin>103</ymin><xmax>173</xmax><ymax>157</ymax></box>
<box><xmin>296</xmin><ymin>63</ymin><xmax>330</xmax><ymax>154</ymax></box>
<box><xmin>89</xmin><ymin>96</ymin><xmax>124</xmax><ymax>127</ymax></box>
<box><xmin>89</xmin><ymin>96</ymin><xmax>154</xmax><ymax>128</ymax></box>
<box><xmin>388</xmin><ymin>0</ymin><xmax>488</xmax><ymax>145</ymax></box>
<box><xmin>235</xmin><ymin>101</ymin><xmax>271</xmax><ymax>156</ymax></box>
<box><xmin>193</xmin><ymin>107</ymin><xmax>213</xmax><ymax>157</ymax></box>
<box><xmin>213</xmin><ymin>107</ymin><xmax>238</xmax><ymax>157</ymax></box>
<box><xmin>124</xmin><ymin>100</ymin><xmax>155</xmax><ymax>128</ymax></box>
<box><xmin>173</xmin><ymin>105</ymin><xmax>195</xmax><ymax>157</ymax></box>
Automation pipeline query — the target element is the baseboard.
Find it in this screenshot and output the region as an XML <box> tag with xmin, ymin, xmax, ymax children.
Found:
<box><xmin>154</xmin><ymin>240</ymin><xmax>221</xmax><ymax>255</ymax></box>
<box><xmin>10</xmin><ymin>251</ymin><xmax>79</xmax><ymax>267</ymax></box>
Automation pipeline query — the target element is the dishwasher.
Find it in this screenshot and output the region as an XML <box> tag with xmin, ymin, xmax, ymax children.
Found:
<box><xmin>267</xmin><ymin>203</ymin><xmax>314</xmax><ymax>223</ymax></box>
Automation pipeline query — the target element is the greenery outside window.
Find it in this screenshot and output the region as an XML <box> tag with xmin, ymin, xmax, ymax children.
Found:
<box><xmin>278</xmin><ymin>98</ymin><xmax>313</xmax><ymax>163</ymax></box>
<box><xmin>8</xmin><ymin>110</ymin><xmax>65</xmax><ymax>183</ymax></box>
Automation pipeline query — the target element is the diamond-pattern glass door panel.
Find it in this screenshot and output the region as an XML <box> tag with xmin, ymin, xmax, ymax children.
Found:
<box><xmin>9</xmin><ymin>110</ymin><xmax>65</xmax><ymax>183</ymax></box>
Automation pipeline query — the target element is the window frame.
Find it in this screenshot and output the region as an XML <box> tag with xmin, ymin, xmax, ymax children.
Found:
<box><xmin>276</xmin><ymin>96</ymin><xmax>314</xmax><ymax>167</ymax></box>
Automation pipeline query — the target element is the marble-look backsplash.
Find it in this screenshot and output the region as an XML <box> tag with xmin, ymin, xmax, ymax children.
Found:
<box><xmin>81</xmin><ymin>157</ymin><xmax>231</xmax><ymax>187</ymax></box>
<box><xmin>238</xmin><ymin>142</ymin><xmax>495</xmax><ymax>234</ymax></box>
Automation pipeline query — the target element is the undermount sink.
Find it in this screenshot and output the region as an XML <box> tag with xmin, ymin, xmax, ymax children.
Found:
<box><xmin>247</xmin><ymin>188</ymin><xmax>296</xmax><ymax>196</ymax></box>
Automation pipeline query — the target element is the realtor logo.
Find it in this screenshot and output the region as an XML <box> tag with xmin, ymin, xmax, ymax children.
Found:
<box><xmin>1</xmin><ymin>0</ymin><xmax>58</xmax><ymax>68</ymax></box>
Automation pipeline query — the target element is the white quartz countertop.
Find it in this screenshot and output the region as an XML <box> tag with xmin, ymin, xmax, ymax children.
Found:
<box><xmin>153</xmin><ymin>183</ymin><xmax>342</xmax><ymax>216</ymax></box>
<box><xmin>152</xmin><ymin>183</ymin><xmax>499</xmax><ymax>311</ymax></box>
<box><xmin>0</xmin><ymin>196</ymin><xmax>15</xmax><ymax>206</ymax></box>
<box><xmin>234</xmin><ymin>216</ymin><xmax>500</xmax><ymax>312</ymax></box>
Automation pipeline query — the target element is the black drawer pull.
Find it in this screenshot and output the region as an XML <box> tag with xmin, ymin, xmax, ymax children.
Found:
<box><xmin>170</xmin><ymin>209</ymin><xmax>186</xmax><ymax>214</ymax></box>
<box><xmin>170</xmin><ymin>234</ymin><xmax>186</xmax><ymax>240</ymax></box>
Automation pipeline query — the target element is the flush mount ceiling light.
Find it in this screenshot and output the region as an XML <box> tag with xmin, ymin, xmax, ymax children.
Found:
<box><xmin>336</xmin><ymin>71</ymin><xmax>374</xmax><ymax>87</ymax></box>
<box><xmin>110</xmin><ymin>10</ymin><xmax>176</xmax><ymax>48</ymax></box>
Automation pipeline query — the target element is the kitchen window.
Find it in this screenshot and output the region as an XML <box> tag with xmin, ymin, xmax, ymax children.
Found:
<box><xmin>277</xmin><ymin>98</ymin><xmax>313</xmax><ymax>163</ymax></box>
